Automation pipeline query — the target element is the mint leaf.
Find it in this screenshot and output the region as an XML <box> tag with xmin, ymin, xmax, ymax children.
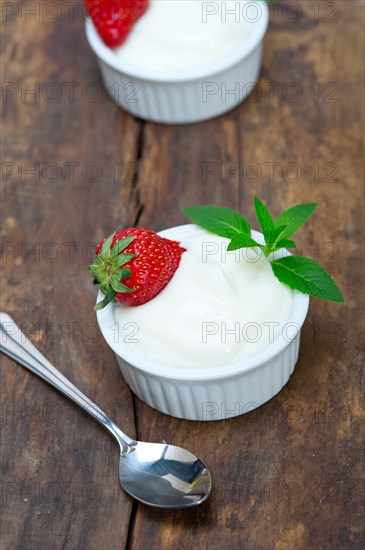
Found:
<box><xmin>270</xmin><ymin>225</ymin><xmax>288</xmax><ymax>241</ymax></box>
<box><xmin>274</xmin><ymin>203</ymin><xmax>317</xmax><ymax>240</ymax></box>
<box><xmin>271</xmin><ymin>256</ymin><xmax>344</xmax><ymax>302</ymax></box>
<box><xmin>181</xmin><ymin>199</ymin><xmax>343</xmax><ymax>304</ymax></box>
<box><xmin>183</xmin><ymin>206</ymin><xmax>250</xmax><ymax>239</ymax></box>
<box><xmin>254</xmin><ymin>197</ymin><xmax>274</xmax><ymax>242</ymax></box>
<box><xmin>227</xmin><ymin>234</ymin><xmax>261</xmax><ymax>251</ymax></box>
<box><xmin>271</xmin><ymin>238</ymin><xmax>297</xmax><ymax>252</ymax></box>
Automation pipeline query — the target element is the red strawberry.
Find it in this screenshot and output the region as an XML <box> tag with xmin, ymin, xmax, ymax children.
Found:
<box><xmin>86</xmin><ymin>0</ymin><xmax>148</xmax><ymax>48</ymax></box>
<box><xmin>90</xmin><ymin>228</ymin><xmax>186</xmax><ymax>309</ymax></box>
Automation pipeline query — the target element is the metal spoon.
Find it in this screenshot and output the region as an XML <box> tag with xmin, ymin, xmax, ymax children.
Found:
<box><xmin>0</xmin><ymin>313</ymin><xmax>212</xmax><ymax>508</ymax></box>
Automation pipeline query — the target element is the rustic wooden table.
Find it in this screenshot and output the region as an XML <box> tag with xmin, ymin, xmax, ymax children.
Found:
<box><xmin>1</xmin><ymin>1</ymin><xmax>364</xmax><ymax>548</ymax></box>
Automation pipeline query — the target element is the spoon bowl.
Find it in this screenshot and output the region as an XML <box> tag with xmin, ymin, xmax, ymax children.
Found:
<box><xmin>0</xmin><ymin>312</ymin><xmax>212</xmax><ymax>509</ymax></box>
<box><xmin>120</xmin><ymin>442</ymin><xmax>211</xmax><ymax>508</ymax></box>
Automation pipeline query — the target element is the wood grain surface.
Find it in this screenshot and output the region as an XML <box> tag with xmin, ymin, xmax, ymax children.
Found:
<box><xmin>1</xmin><ymin>1</ymin><xmax>364</xmax><ymax>549</ymax></box>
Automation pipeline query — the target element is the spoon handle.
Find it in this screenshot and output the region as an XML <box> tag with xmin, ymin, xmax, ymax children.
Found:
<box><xmin>0</xmin><ymin>312</ymin><xmax>136</xmax><ymax>450</ymax></box>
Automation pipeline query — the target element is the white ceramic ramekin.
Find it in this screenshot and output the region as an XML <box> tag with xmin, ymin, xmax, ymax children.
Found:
<box><xmin>96</xmin><ymin>225</ymin><xmax>310</xmax><ymax>421</ymax></box>
<box><xmin>85</xmin><ymin>4</ymin><xmax>269</xmax><ymax>124</ymax></box>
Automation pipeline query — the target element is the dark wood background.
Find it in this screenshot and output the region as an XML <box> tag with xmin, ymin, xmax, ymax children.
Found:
<box><xmin>1</xmin><ymin>1</ymin><xmax>364</xmax><ymax>548</ymax></box>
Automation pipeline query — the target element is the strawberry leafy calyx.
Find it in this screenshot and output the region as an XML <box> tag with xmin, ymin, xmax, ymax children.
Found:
<box><xmin>89</xmin><ymin>233</ymin><xmax>136</xmax><ymax>311</ymax></box>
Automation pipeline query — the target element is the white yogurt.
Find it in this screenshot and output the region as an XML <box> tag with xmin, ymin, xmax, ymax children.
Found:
<box><xmin>114</xmin><ymin>226</ymin><xmax>293</xmax><ymax>368</ymax></box>
<box><xmin>115</xmin><ymin>1</ymin><xmax>257</xmax><ymax>72</ymax></box>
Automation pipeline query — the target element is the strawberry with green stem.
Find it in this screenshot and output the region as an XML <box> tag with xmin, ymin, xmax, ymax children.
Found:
<box><xmin>89</xmin><ymin>227</ymin><xmax>186</xmax><ymax>310</ymax></box>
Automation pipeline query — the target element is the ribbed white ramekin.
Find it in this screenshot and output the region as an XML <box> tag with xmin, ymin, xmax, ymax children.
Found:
<box><xmin>96</xmin><ymin>225</ymin><xmax>310</xmax><ymax>421</ymax></box>
<box><xmin>85</xmin><ymin>4</ymin><xmax>269</xmax><ymax>123</ymax></box>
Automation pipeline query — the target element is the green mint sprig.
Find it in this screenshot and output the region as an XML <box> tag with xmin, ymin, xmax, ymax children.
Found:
<box><xmin>182</xmin><ymin>199</ymin><xmax>344</xmax><ymax>303</ymax></box>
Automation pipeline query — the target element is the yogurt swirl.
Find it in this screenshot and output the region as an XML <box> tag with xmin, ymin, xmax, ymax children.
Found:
<box><xmin>115</xmin><ymin>1</ymin><xmax>257</xmax><ymax>72</ymax></box>
<box><xmin>114</xmin><ymin>226</ymin><xmax>293</xmax><ymax>368</ymax></box>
